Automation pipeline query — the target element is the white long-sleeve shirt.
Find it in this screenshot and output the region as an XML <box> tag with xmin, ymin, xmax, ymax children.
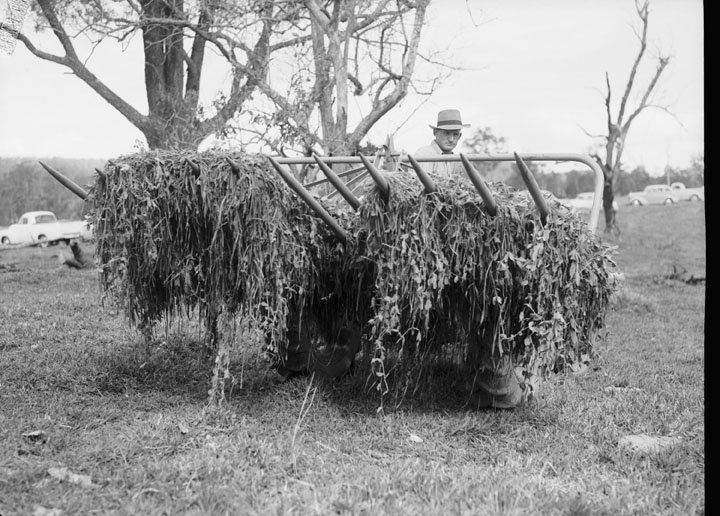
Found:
<box><xmin>413</xmin><ymin>140</ymin><xmax>465</xmax><ymax>179</ymax></box>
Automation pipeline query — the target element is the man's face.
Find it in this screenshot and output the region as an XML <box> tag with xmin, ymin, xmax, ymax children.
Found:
<box><xmin>433</xmin><ymin>128</ymin><xmax>462</xmax><ymax>153</ymax></box>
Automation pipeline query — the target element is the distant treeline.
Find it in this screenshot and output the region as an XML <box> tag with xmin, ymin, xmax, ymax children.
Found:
<box><xmin>0</xmin><ymin>157</ymin><xmax>106</xmax><ymax>226</ymax></box>
<box><xmin>530</xmin><ymin>162</ymin><xmax>704</xmax><ymax>200</ymax></box>
<box><xmin>0</xmin><ymin>155</ymin><xmax>704</xmax><ymax>226</ymax></box>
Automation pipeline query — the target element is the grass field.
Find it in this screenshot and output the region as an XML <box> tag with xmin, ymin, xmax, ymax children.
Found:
<box><xmin>0</xmin><ymin>200</ymin><xmax>705</xmax><ymax>516</ymax></box>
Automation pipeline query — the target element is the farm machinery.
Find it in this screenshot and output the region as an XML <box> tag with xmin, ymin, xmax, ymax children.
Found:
<box><xmin>41</xmin><ymin>149</ymin><xmax>618</xmax><ymax>408</ymax></box>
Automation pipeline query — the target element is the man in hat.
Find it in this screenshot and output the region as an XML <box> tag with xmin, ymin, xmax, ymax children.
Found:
<box><xmin>413</xmin><ymin>108</ymin><xmax>470</xmax><ymax>179</ymax></box>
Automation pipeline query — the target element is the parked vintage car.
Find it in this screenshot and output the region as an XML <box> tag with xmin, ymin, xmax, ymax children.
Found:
<box><xmin>670</xmin><ymin>182</ymin><xmax>704</xmax><ymax>202</ymax></box>
<box><xmin>564</xmin><ymin>192</ymin><xmax>619</xmax><ymax>213</ymax></box>
<box><xmin>0</xmin><ymin>211</ymin><xmax>92</xmax><ymax>247</ymax></box>
<box><xmin>627</xmin><ymin>184</ymin><xmax>681</xmax><ymax>206</ymax></box>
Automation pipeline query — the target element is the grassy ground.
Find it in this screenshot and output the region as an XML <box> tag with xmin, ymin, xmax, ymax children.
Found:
<box><xmin>0</xmin><ymin>200</ymin><xmax>705</xmax><ymax>516</ymax></box>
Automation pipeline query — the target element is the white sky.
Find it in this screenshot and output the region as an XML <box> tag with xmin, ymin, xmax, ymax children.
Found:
<box><xmin>0</xmin><ymin>0</ymin><xmax>704</xmax><ymax>176</ymax></box>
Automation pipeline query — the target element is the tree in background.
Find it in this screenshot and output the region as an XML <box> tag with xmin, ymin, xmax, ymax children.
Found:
<box><xmin>461</xmin><ymin>126</ymin><xmax>515</xmax><ymax>183</ymax></box>
<box><xmin>582</xmin><ymin>0</ymin><xmax>672</xmax><ymax>236</ymax></box>
<box><xmin>11</xmin><ymin>0</ymin><xmax>434</xmax><ymax>157</ymax></box>
<box><xmin>249</xmin><ymin>0</ymin><xmax>433</xmax><ymax>157</ymax></box>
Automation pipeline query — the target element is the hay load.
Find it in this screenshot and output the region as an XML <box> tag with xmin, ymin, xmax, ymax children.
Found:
<box><xmin>88</xmin><ymin>150</ymin><xmax>343</xmax><ymax>353</ymax></box>
<box><xmin>85</xmin><ymin>149</ymin><xmax>618</xmax><ymax>406</ymax></box>
<box><xmin>349</xmin><ymin>172</ymin><xmax>617</xmax><ymax>400</ymax></box>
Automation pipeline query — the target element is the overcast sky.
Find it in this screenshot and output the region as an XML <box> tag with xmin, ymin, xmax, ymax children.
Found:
<box><xmin>0</xmin><ymin>0</ymin><xmax>704</xmax><ymax>176</ymax></box>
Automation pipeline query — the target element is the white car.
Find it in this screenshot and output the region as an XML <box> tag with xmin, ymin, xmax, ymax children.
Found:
<box><xmin>565</xmin><ymin>192</ymin><xmax>619</xmax><ymax>213</ymax></box>
<box><xmin>628</xmin><ymin>184</ymin><xmax>681</xmax><ymax>206</ymax></box>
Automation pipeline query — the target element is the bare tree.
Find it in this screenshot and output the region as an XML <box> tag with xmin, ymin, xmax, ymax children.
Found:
<box><xmin>9</xmin><ymin>0</ymin><xmax>436</xmax><ymax>154</ymax></box>
<box><xmin>583</xmin><ymin>0</ymin><xmax>671</xmax><ymax>236</ymax></box>
<box><xmin>240</xmin><ymin>0</ymin><xmax>435</xmax><ymax>157</ymax></box>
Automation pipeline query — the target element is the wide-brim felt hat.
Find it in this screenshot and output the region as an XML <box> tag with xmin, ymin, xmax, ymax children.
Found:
<box><xmin>429</xmin><ymin>109</ymin><xmax>471</xmax><ymax>130</ymax></box>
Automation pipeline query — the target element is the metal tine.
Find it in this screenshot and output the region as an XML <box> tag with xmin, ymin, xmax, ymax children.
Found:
<box><xmin>225</xmin><ymin>157</ymin><xmax>241</xmax><ymax>176</ymax></box>
<box><xmin>459</xmin><ymin>153</ymin><xmax>497</xmax><ymax>216</ymax></box>
<box><xmin>267</xmin><ymin>157</ymin><xmax>347</xmax><ymax>245</ymax></box>
<box><xmin>514</xmin><ymin>152</ymin><xmax>549</xmax><ymax>223</ymax></box>
<box><xmin>185</xmin><ymin>158</ymin><xmax>201</xmax><ymax>178</ymax></box>
<box><xmin>312</xmin><ymin>154</ymin><xmax>361</xmax><ymax>211</ymax></box>
<box><xmin>94</xmin><ymin>167</ymin><xmax>107</xmax><ymax>180</ymax></box>
<box><xmin>358</xmin><ymin>154</ymin><xmax>390</xmax><ymax>201</ymax></box>
<box><xmin>39</xmin><ymin>161</ymin><xmax>88</xmax><ymax>200</ymax></box>
<box><xmin>406</xmin><ymin>154</ymin><xmax>437</xmax><ymax>194</ymax></box>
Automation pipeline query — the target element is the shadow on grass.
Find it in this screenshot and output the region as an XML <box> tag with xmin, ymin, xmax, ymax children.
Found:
<box><xmin>249</xmin><ymin>353</ymin><xmax>560</xmax><ymax>425</ymax></box>
<box><xmin>92</xmin><ymin>334</ymin><xmax>215</xmax><ymax>402</ymax></box>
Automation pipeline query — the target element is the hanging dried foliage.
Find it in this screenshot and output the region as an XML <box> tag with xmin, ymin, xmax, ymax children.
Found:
<box><xmin>86</xmin><ymin>150</ymin><xmax>618</xmax><ymax>403</ymax></box>
<box><xmin>87</xmin><ymin>150</ymin><xmax>343</xmax><ymax>353</ymax></box>
<box><xmin>349</xmin><ymin>172</ymin><xmax>617</xmax><ymax>396</ymax></box>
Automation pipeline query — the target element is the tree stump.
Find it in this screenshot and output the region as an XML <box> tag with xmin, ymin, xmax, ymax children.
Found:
<box><xmin>58</xmin><ymin>241</ymin><xmax>94</xmax><ymax>269</ymax></box>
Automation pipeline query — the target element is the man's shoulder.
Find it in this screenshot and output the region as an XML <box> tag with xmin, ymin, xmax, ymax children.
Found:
<box><xmin>414</xmin><ymin>142</ymin><xmax>439</xmax><ymax>157</ymax></box>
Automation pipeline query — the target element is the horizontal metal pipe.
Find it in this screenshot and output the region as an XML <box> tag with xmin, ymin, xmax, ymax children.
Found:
<box><xmin>267</xmin><ymin>157</ymin><xmax>347</xmax><ymax>245</ymax></box>
<box><xmin>514</xmin><ymin>152</ymin><xmax>549</xmax><ymax>224</ymax></box>
<box><xmin>459</xmin><ymin>153</ymin><xmax>497</xmax><ymax>216</ymax></box>
<box><xmin>312</xmin><ymin>155</ymin><xmax>361</xmax><ymax>210</ymax></box>
<box><xmin>407</xmin><ymin>154</ymin><xmax>437</xmax><ymax>194</ymax></box>
<box><xmin>273</xmin><ymin>153</ymin><xmax>604</xmax><ymax>233</ymax></box>
<box><xmin>39</xmin><ymin>161</ymin><xmax>88</xmax><ymax>200</ymax></box>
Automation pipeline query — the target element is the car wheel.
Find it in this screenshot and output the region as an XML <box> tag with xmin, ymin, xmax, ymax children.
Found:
<box><xmin>37</xmin><ymin>235</ymin><xmax>49</xmax><ymax>248</ymax></box>
<box><xmin>690</xmin><ymin>194</ymin><xmax>701</xmax><ymax>202</ymax></box>
<box><xmin>664</xmin><ymin>198</ymin><xmax>674</xmax><ymax>205</ymax></box>
<box><xmin>630</xmin><ymin>199</ymin><xmax>642</xmax><ymax>207</ymax></box>
<box><xmin>1</xmin><ymin>236</ymin><xmax>10</xmax><ymax>245</ymax></box>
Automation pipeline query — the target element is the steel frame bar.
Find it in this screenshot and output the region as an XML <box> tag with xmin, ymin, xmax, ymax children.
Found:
<box><xmin>312</xmin><ymin>155</ymin><xmax>361</xmax><ymax>210</ymax></box>
<box><xmin>325</xmin><ymin>169</ymin><xmax>370</xmax><ymax>201</ymax></box>
<box><xmin>267</xmin><ymin>157</ymin><xmax>347</xmax><ymax>245</ymax></box>
<box><xmin>273</xmin><ymin>153</ymin><xmax>604</xmax><ymax>233</ymax></box>
<box><xmin>303</xmin><ymin>164</ymin><xmax>368</xmax><ymax>188</ymax></box>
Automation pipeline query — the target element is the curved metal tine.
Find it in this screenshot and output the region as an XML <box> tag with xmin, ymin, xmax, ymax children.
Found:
<box><xmin>514</xmin><ymin>152</ymin><xmax>549</xmax><ymax>223</ymax></box>
<box><xmin>185</xmin><ymin>158</ymin><xmax>201</xmax><ymax>178</ymax></box>
<box><xmin>358</xmin><ymin>154</ymin><xmax>390</xmax><ymax>201</ymax></box>
<box><xmin>459</xmin><ymin>153</ymin><xmax>497</xmax><ymax>216</ymax></box>
<box><xmin>39</xmin><ymin>161</ymin><xmax>88</xmax><ymax>200</ymax></box>
<box><xmin>312</xmin><ymin>154</ymin><xmax>361</xmax><ymax>211</ymax></box>
<box><xmin>406</xmin><ymin>155</ymin><xmax>437</xmax><ymax>194</ymax></box>
<box><xmin>225</xmin><ymin>157</ymin><xmax>241</xmax><ymax>176</ymax></box>
<box><xmin>267</xmin><ymin>157</ymin><xmax>347</xmax><ymax>245</ymax></box>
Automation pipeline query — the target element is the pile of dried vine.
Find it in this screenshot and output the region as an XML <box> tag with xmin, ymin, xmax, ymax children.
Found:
<box><xmin>86</xmin><ymin>150</ymin><xmax>618</xmax><ymax>402</ymax></box>
<box><xmin>349</xmin><ymin>172</ymin><xmax>617</xmax><ymax>394</ymax></box>
<box><xmin>87</xmin><ymin>150</ymin><xmax>343</xmax><ymax>354</ymax></box>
